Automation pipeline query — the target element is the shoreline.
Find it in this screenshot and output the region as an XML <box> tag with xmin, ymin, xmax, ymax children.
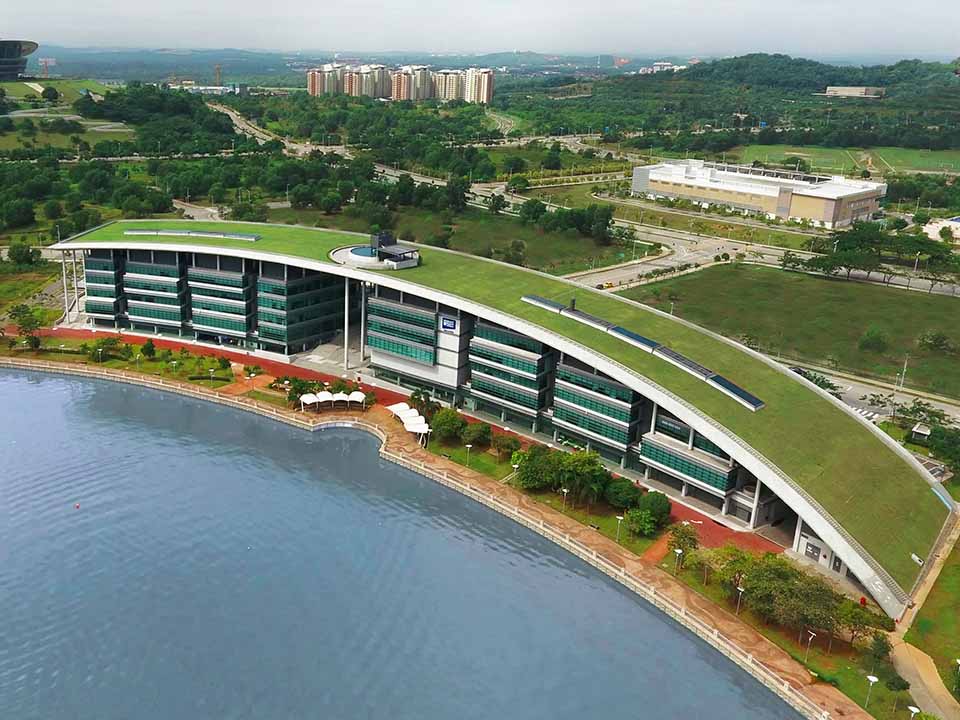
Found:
<box><xmin>0</xmin><ymin>356</ymin><xmax>859</xmax><ymax>720</ymax></box>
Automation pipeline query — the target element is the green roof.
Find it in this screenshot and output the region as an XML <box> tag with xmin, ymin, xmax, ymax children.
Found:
<box><xmin>61</xmin><ymin>220</ymin><xmax>950</xmax><ymax>590</ymax></box>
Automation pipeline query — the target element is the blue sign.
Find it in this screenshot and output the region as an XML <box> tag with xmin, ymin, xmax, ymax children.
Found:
<box><xmin>440</xmin><ymin>317</ymin><xmax>457</xmax><ymax>332</ymax></box>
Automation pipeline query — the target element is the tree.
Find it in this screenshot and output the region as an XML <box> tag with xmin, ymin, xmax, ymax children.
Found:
<box><xmin>492</xmin><ymin>433</ymin><xmax>520</xmax><ymax>462</ymax></box>
<box><xmin>461</xmin><ymin>421</ymin><xmax>492</xmax><ymax>448</ymax></box>
<box><xmin>514</xmin><ymin>444</ymin><xmax>563</xmax><ymax>491</ymax></box>
<box><xmin>488</xmin><ymin>194</ymin><xmax>506</xmax><ymax>215</ymax></box>
<box><xmin>928</xmin><ymin>426</ymin><xmax>960</xmax><ymax>473</ymax></box>
<box><xmin>506</xmin><ymin>175</ymin><xmax>529</xmax><ymax>192</ymax></box>
<box><xmin>408</xmin><ymin>389</ymin><xmax>439</xmax><ymax>421</ymax></box>
<box><xmin>518</xmin><ymin>198</ymin><xmax>546</xmax><ymax>224</ymax></box>
<box><xmin>6</xmin><ymin>240</ymin><xmax>41</xmax><ymax>266</ymax></box>
<box><xmin>446</xmin><ymin>176</ymin><xmax>469</xmax><ymax>212</ymax></box>
<box><xmin>858</xmin><ymin>325</ymin><xmax>889</xmax><ymax>353</ymax></box>
<box><xmin>939</xmin><ymin>226</ymin><xmax>954</xmax><ymax>242</ymax></box>
<box><xmin>885</xmin><ymin>675</ymin><xmax>910</xmax><ymax>713</ymax></box>
<box><xmin>667</xmin><ymin>523</ymin><xmax>700</xmax><ymax>565</ymax></box>
<box><xmin>867</xmin><ymin>632</ymin><xmax>892</xmax><ymax>671</ymax></box>
<box><xmin>2</xmin><ymin>199</ymin><xmax>35</xmax><ymax>229</ymax></box>
<box><xmin>502</xmin><ymin>156</ymin><xmax>527</xmax><ymax>174</ymax></box>
<box><xmin>43</xmin><ymin>199</ymin><xmax>62</xmax><ymax>220</ymax></box>
<box><xmin>560</xmin><ymin>450</ymin><xmax>610</xmax><ymax>507</ymax></box>
<box><xmin>604</xmin><ymin>478</ymin><xmax>641</xmax><ymax>509</ymax></box>
<box><xmin>140</xmin><ymin>338</ymin><xmax>156</xmax><ymax>358</ymax></box>
<box><xmin>9</xmin><ymin>304</ymin><xmax>41</xmax><ymax>345</ymax></box>
<box><xmin>838</xmin><ymin>602</ymin><xmax>873</xmax><ymax>647</ymax></box>
<box><xmin>41</xmin><ymin>86</ymin><xmax>60</xmax><ymax>102</ymax></box>
<box><xmin>431</xmin><ymin>407</ymin><xmax>465</xmax><ymax>443</ymax></box>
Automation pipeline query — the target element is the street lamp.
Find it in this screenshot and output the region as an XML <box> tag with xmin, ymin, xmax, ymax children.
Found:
<box><xmin>209</xmin><ymin>368</ymin><xmax>215</xmax><ymax>384</ymax></box>
<box><xmin>673</xmin><ymin>547</ymin><xmax>683</xmax><ymax>574</ymax></box>
<box><xmin>908</xmin><ymin>706</ymin><xmax>920</xmax><ymax>719</ymax></box>
<box><xmin>865</xmin><ymin>675</ymin><xmax>878</xmax><ymax>708</ymax></box>
<box><xmin>59</xmin><ymin>343</ymin><xmax>65</xmax><ymax>358</ymax></box>
<box><xmin>136</xmin><ymin>353</ymin><xmax>142</xmax><ymax>370</ymax></box>
<box><xmin>615</xmin><ymin>515</ymin><xmax>624</xmax><ymax>543</ymax></box>
<box><xmin>736</xmin><ymin>586</ymin><xmax>746</xmax><ymax>615</ymax></box>
<box><xmin>171</xmin><ymin>360</ymin><xmax>178</xmax><ymax>374</ymax></box>
<box><xmin>561</xmin><ymin>488</ymin><xmax>569</xmax><ymax>510</ymax></box>
<box><xmin>97</xmin><ymin>348</ymin><xmax>103</xmax><ymax>363</ymax></box>
<box><xmin>804</xmin><ymin>630</ymin><xmax>817</xmax><ymax>663</ymax></box>
<box><xmin>465</xmin><ymin>443</ymin><xmax>473</xmax><ymax>467</ymax></box>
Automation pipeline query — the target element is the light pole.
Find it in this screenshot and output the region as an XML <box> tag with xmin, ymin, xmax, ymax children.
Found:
<box><xmin>209</xmin><ymin>368</ymin><xmax>215</xmax><ymax>384</ymax></box>
<box><xmin>954</xmin><ymin>658</ymin><xmax>960</xmax><ymax>694</ymax></box>
<box><xmin>908</xmin><ymin>706</ymin><xmax>920</xmax><ymax>719</ymax></box>
<box><xmin>804</xmin><ymin>630</ymin><xmax>817</xmax><ymax>663</ymax></box>
<box><xmin>171</xmin><ymin>360</ymin><xmax>178</xmax><ymax>375</ymax></box>
<box><xmin>736</xmin><ymin>586</ymin><xmax>746</xmax><ymax>615</ymax></box>
<box><xmin>136</xmin><ymin>353</ymin><xmax>142</xmax><ymax>370</ymax></box>
<box><xmin>865</xmin><ymin>675</ymin><xmax>878</xmax><ymax>709</ymax></box>
<box><xmin>97</xmin><ymin>348</ymin><xmax>103</xmax><ymax>363</ymax></box>
<box><xmin>673</xmin><ymin>547</ymin><xmax>683</xmax><ymax>574</ymax></box>
<box><xmin>465</xmin><ymin>443</ymin><xmax>473</xmax><ymax>467</ymax></box>
<box><xmin>615</xmin><ymin>515</ymin><xmax>624</xmax><ymax>543</ymax></box>
<box><xmin>561</xmin><ymin>488</ymin><xmax>569</xmax><ymax>510</ymax></box>
<box><xmin>59</xmin><ymin>343</ymin><xmax>65</xmax><ymax>358</ymax></box>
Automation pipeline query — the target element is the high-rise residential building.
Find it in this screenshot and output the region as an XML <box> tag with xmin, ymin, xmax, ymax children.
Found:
<box><xmin>307</xmin><ymin>63</ymin><xmax>345</xmax><ymax>96</ymax></box>
<box><xmin>432</xmin><ymin>69</ymin><xmax>463</xmax><ymax>101</ymax></box>
<box><xmin>391</xmin><ymin>70</ymin><xmax>414</xmax><ymax>101</ymax></box>
<box><xmin>463</xmin><ymin>68</ymin><xmax>494</xmax><ymax>105</ymax></box>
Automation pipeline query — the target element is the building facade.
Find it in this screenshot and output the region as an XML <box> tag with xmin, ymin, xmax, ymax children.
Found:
<box><xmin>632</xmin><ymin>160</ymin><xmax>886</xmax><ymax>228</ymax></box>
<box><xmin>307</xmin><ymin>64</ymin><xmax>492</xmax><ymax>104</ymax></box>
<box><xmin>0</xmin><ymin>39</ymin><xmax>38</xmax><ymax>80</ymax></box>
<box><xmin>56</xmin><ymin>221</ymin><xmax>953</xmax><ymax>619</ymax></box>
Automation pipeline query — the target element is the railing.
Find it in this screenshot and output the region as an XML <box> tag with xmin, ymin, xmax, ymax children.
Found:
<box><xmin>380</xmin><ymin>448</ymin><xmax>831</xmax><ymax>720</ymax></box>
<box><xmin>0</xmin><ymin>356</ymin><xmax>830</xmax><ymax>719</ymax></box>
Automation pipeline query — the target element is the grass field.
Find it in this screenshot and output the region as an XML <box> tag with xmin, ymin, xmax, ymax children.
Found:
<box><xmin>64</xmin><ymin>219</ymin><xmax>952</xmax><ymax>588</ymax></box>
<box><xmin>0</xmin><ymin>125</ymin><xmax>135</xmax><ymax>151</ymax></box>
<box><xmin>268</xmin><ymin>205</ymin><xmax>641</xmax><ymax>275</ymax></box>
<box><xmin>734</xmin><ymin>145</ymin><xmax>960</xmax><ymax>175</ymax></box>
<box><xmin>905</xmin><ymin>544</ymin><xmax>960</xmax><ymax>703</ymax></box>
<box><xmin>0</xmin><ymin>79</ymin><xmax>113</xmax><ymax>104</ymax></box>
<box><xmin>427</xmin><ymin>440</ymin><xmax>515</xmax><ymax>481</ymax></box>
<box><xmin>526</xmin><ymin>184</ymin><xmax>814</xmax><ymax>250</ymax></box>
<box><xmin>619</xmin><ymin>264</ymin><xmax>960</xmax><ymax>398</ymax></box>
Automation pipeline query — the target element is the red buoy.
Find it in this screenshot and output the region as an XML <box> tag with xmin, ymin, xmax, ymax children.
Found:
<box><xmin>75</xmin><ymin>503</ymin><xmax>80</xmax><ymax>509</ymax></box>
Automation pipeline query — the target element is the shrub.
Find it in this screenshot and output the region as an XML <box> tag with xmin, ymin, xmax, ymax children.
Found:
<box><xmin>636</xmin><ymin>491</ymin><xmax>671</xmax><ymax>528</ymax></box>
<box><xmin>625</xmin><ymin>508</ymin><xmax>659</xmax><ymax>537</ymax></box>
<box><xmin>514</xmin><ymin>444</ymin><xmax>562</xmax><ymax>491</ymax></box>
<box><xmin>217</xmin><ymin>355</ymin><xmax>231</xmax><ymax>370</ymax></box>
<box><xmin>431</xmin><ymin>407</ymin><xmax>465</xmax><ymax>443</ymax></box>
<box><xmin>604</xmin><ymin>478</ymin><xmax>641</xmax><ymax>509</ymax></box>
<box><xmin>140</xmin><ymin>339</ymin><xmax>156</xmax><ymax>358</ymax></box>
<box><xmin>492</xmin><ymin>434</ymin><xmax>521</xmax><ymax>462</ymax></box>
<box><xmin>461</xmin><ymin>421</ymin><xmax>492</xmax><ymax>448</ymax></box>
<box><xmin>858</xmin><ymin>325</ymin><xmax>889</xmax><ymax>353</ymax></box>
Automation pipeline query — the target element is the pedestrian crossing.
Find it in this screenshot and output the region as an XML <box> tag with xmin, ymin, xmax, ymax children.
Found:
<box><xmin>851</xmin><ymin>407</ymin><xmax>880</xmax><ymax>421</ymax></box>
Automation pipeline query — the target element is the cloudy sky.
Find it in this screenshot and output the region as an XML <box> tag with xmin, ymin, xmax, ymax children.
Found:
<box><xmin>13</xmin><ymin>0</ymin><xmax>960</xmax><ymax>59</ymax></box>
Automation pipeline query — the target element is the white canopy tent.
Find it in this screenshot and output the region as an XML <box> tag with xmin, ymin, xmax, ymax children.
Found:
<box><xmin>315</xmin><ymin>390</ymin><xmax>334</xmax><ymax>406</ymax></box>
<box><xmin>331</xmin><ymin>392</ymin><xmax>351</xmax><ymax>406</ymax></box>
<box><xmin>299</xmin><ymin>393</ymin><xmax>319</xmax><ymax>412</ymax></box>
<box><xmin>386</xmin><ymin>402</ymin><xmax>410</xmax><ymax>416</ymax></box>
<box><xmin>348</xmin><ymin>390</ymin><xmax>367</xmax><ymax>408</ymax></box>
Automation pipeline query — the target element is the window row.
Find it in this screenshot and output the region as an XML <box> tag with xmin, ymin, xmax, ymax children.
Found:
<box><xmin>366</xmin><ymin>333</ymin><xmax>436</xmax><ymax>365</ymax></box>
<box><xmin>367</xmin><ymin>301</ymin><xmax>436</xmax><ymax>330</ymax></box>
<box><xmin>469</xmin><ymin>361</ymin><xmax>539</xmax><ymax>389</ymax></box>
<box><xmin>556</xmin><ymin>367</ymin><xmax>632</xmax><ymax>403</ymax></box>
<box><xmin>468</xmin><ymin>343</ymin><xmax>538</xmax><ymax>375</ymax></box>
<box><xmin>471</xmin><ymin>377</ymin><xmax>540</xmax><ymax>409</ymax></box>
<box><xmin>554</xmin><ymin>386</ymin><xmax>632</xmax><ymax>422</ymax></box>
<box><xmin>554</xmin><ymin>405</ymin><xmax>630</xmax><ymax>444</ymax></box>
<box><xmin>639</xmin><ymin>442</ymin><xmax>734</xmax><ymax>491</ymax></box>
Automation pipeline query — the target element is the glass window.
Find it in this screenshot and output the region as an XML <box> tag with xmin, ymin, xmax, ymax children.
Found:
<box><xmin>554</xmin><ymin>405</ymin><xmax>629</xmax><ymax>443</ymax></box>
<box><xmin>366</xmin><ymin>332</ymin><xmax>436</xmax><ymax>365</ymax></box>
<box><xmin>554</xmin><ymin>386</ymin><xmax>631</xmax><ymax>422</ymax></box>
<box><xmin>469</xmin><ymin>361</ymin><xmax>539</xmax><ymax>389</ymax></box>
<box><xmin>471</xmin><ymin>377</ymin><xmax>540</xmax><ymax>409</ymax></box>
<box><xmin>639</xmin><ymin>442</ymin><xmax>734</xmax><ymax>491</ymax></box>
<box><xmin>469</xmin><ymin>342</ymin><xmax>538</xmax><ymax>374</ymax></box>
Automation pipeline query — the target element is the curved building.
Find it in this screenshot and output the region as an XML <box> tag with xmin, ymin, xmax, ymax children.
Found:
<box><xmin>0</xmin><ymin>40</ymin><xmax>38</xmax><ymax>80</ymax></box>
<box><xmin>53</xmin><ymin>220</ymin><xmax>956</xmax><ymax>618</ymax></box>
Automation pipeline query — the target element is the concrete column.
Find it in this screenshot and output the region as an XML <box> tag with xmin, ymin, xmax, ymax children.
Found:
<box><xmin>619</xmin><ymin>455</ymin><xmax>626</xmax><ymax>469</ymax></box>
<box><xmin>793</xmin><ymin>516</ymin><xmax>805</xmax><ymax>551</ymax></box>
<box><xmin>687</xmin><ymin>430</ymin><xmax>695</xmax><ymax>450</ymax></box>
<box><xmin>500</xmin><ymin>410</ymin><xmax>507</xmax><ymax>422</ymax></box>
<box><xmin>650</xmin><ymin>402</ymin><xmax>659</xmax><ymax>433</ymax></box>
<box><xmin>553</xmin><ymin>428</ymin><xmax>559</xmax><ymax>442</ymax></box>
<box><xmin>343</xmin><ymin>277</ymin><xmax>349</xmax><ymax>371</ymax></box>
<box><xmin>60</xmin><ymin>252</ymin><xmax>70</xmax><ymax>321</ymax></box>
<box><xmin>359</xmin><ymin>282</ymin><xmax>366</xmax><ymax>361</ymax></box>
<box><xmin>644</xmin><ymin>466</ymin><xmax>651</xmax><ymax>480</ymax></box>
<box><xmin>749</xmin><ymin>479</ymin><xmax>763</xmax><ymax>530</ymax></box>
<box><xmin>71</xmin><ymin>251</ymin><xmax>80</xmax><ymax>311</ymax></box>
<box><xmin>721</xmin><ymin>495</ymin><xmax>730</xmax><ymax>515</ymax></box>
<box><xmin>681</xmin><ymin>482</ymin><xmax>689</xmax><ymax>497</ymax></box>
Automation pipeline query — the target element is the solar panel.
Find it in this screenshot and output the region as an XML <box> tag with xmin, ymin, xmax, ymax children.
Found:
<box><xmin>708</xmin><ymin>375</ymin><xmax>765</xmax><ymax>410</ymax></box>
<box><xmin>562</xmin><ymin>308</ymin><xmax>614</xmax><ymax>330</ymax></box>
<box><xmin>653</xmin><ymin>346</ymin><xmax>715</xmax><ymax>379</ymax></box>
<box><xmin>521</xmin><ymin>295</ymin><xmax>566</xmax><ymax>313</ymax></box>
<box><xmin>609</xmin><ymin>326</ymin><xmax>660</xmax><ymax>352</ymax></box>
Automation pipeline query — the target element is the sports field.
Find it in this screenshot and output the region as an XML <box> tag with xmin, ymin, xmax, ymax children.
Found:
<box><xmin>735</xmin><ymin>145</ymin><xmax>960</xmax><ymax>174</ymax></box>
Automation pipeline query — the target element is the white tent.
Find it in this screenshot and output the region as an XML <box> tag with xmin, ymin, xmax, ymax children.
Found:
<box><xmin>331</xmin><ymin>392</ymin><xmax>351</xmax><ymax>406</ymax></box>
<box><xmin>299</xmin><ymin>393</ymin><xmax>319</xmax><ymax>412</ymax></box>
<box><xmin>348</xmin><ymin>390</ymin><xmax>367</xmax><ymax>408</ymax></box>
<box><xmin>386</xmin><ymin>402</ymin><xmax>410</xmax><ymax>416</ymax></box>
<box><xmin>396</xmin><ymin>408</ymin><xmax>421</xmax><ymax>422</ymax></box>
<box><xmin>315</xmin><ymin>390</ymin><xmax>334</xmax><ymax>407</ymax></box>
<box><xmin>403</xmin><ymin>420</ymin><xmax>431</xmax><ymax>446</ymax></box>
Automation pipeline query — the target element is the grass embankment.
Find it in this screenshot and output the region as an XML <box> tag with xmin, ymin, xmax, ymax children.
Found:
<box><xmin>268</xmin><ymin>205</ymin><xmax>643</xmax><ymax>275</ymax></box>
<box><xmin>620</xmin><ymin>264</ymin><xmax>960</xmax><ymax>399</ymax></box>
<box><xmin>0</xmin><ymin>267</ymin><xmax>59</xmax><ymax>318</ymax></box>
<box><xmin>666</xmin><ymin>562</ymin><xmax>915</xmax><ymax>720</ymax></box>
<box><xmin>906</xmin><ymin>544</ymin><xmax>960</xmax><ymax>701</ymax></box>
<box><xmin>525</xmin><ymin>184</ymin><xmax>813</xmax><ymax>250</ymax></box>
<box><xmin>425</xmin><ymin>439</ymin><xmax>657</xmax><ymax>557</ymax></box>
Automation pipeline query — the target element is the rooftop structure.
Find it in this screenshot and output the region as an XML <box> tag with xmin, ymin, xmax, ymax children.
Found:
<box><xmin>632</xmin><ymin>160</ymin><xmax>887</xmax><ymax>228</ymax></box>
<box><xmin>0</xmin><ymin>39</ymin><xmax>38</xmax><ymax>80</ymax></box>
<box><xmin>52</xmin><ymin>220</ymin><xmax>955</xmax><ymax>618</ymax></box>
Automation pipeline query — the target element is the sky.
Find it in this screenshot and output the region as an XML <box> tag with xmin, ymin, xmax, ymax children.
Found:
<box><xmin>11</xmin><ymin>0</ymin><xmax>960</xmax><ymax>60</ymax></box>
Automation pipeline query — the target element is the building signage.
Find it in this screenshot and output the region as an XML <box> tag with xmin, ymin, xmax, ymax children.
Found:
<box><xmin>440</xmin><ymin>317</ymin><xmax>457</xmax><ymax>333</ymax></box>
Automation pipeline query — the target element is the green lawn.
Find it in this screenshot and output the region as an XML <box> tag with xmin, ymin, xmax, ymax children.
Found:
<box><xmin>905</xmin><ymin>544</ymin><xmax>960</xmax><ymax>703</ymax></box>
<box><xmin>0</xmin><ymin>124</ymin><xmax>135</xmax><ymax>151</ymax></box>
<box><xmin>670</xmin><ymin>563</ymin><xmax>917</xmax><ymax>720</ymax></box>
<box><xmin>0</xmin><ymin>79</ymin><xmax>113</xmax><ymax>104</ymax></box>
<box><xmin>269</xmin><ymin>205</ymin><xmax>640</xmax><ymax>275</ymax></box>
<box><xmin>620</xmin><ymin>264</ymin><xmax>960</xmax><ymax>399</ymax></box>
<box><xmin>244</xmin><ymin>389</ymin><xmax>291</xmax><ymax>408</ymax></box>
<box><xmin>526</xmin><ymin>184</ymin><xmax>814</xmax><ymax>250</ymax></box>
<box><xmin>59</xmin><ymin>219</ymin><xmax>952</xmax><ymax>590</ymax></box>
<box><xmin>427</xmin><ymin>439</ymin><xmax>515</xmax><ymax>480</ymax></box>
<box><xmin>484</xmin><ymin>145</ymin><xmax>629</xmax><ymax>178</ymax></box>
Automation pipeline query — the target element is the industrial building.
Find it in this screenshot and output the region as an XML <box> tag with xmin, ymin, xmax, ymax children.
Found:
<box><xmin>631</xmin><ymin>160</ymin><xmax>887</xmax><ymax>228</ymax></box>
<box><xmin>54</xmin><ymin>220</ymin><xmax>954</xmax><ymax>619</ymax></box>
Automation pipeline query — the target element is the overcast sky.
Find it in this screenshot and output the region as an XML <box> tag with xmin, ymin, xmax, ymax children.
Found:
<box><xmin>12</xmin><ymin>0</ymin><xmax>960</xmax><ymax>59</ymax></box>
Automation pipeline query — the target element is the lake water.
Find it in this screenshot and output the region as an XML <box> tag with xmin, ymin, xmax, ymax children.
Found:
<box><xmin>0</xmin><ymin>370</ymin><xmax>802</xmax><ymax>720</ymax></box>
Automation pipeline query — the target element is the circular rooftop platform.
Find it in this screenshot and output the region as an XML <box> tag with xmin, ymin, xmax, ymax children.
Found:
<box><xmin>330</xmin><ymin>243</ymin><xmax>420</xmax><ymax>270</ymax></box>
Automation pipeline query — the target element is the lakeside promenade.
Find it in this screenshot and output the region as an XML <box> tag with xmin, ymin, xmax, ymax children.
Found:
<box><xmin>0</xmin><ymin>354</ymin><xmax>866</xmax><ymax>720</ymax></box>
